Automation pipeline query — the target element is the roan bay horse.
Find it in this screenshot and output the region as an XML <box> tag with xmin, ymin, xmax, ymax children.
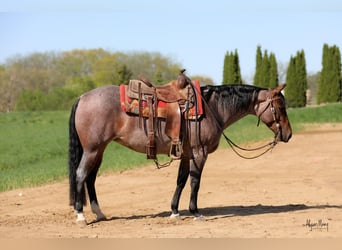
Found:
<box><xmin>69</xmin><ymin>80</ymin><xmax>292</xmax><ymax>223</ymax></box>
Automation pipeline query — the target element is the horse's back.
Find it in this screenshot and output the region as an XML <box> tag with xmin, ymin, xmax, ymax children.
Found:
<box><xmin>80</xmin><ymin>85</ymin><xmax>119</xmax><ymax>105</ymax></box>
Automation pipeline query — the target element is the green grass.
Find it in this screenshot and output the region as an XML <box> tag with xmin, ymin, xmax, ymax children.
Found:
<box><xmin>1</xmin><ymin>103</ymin><xmax>342</xmax><ymax>192</ymax></box>
<box><xmin>223</xmin><ymin>102</ymin><xmax>342</xmax><ymax>145</ymax></box>
<box><xmin>0</xmin><ymin>111</ymin><xmax>151</xmax><ymax>191</ymax></box>
<box><xmin>288</xmin><ymin>103</ymin><xmax>342</xmax><ymax>125</ymax></box>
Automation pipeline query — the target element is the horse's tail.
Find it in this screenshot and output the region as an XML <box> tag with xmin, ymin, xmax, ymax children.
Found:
<box><xmin>68</xmin><ymin>98</ymin><xmax>86</xmax><ymax>206</ymax></box>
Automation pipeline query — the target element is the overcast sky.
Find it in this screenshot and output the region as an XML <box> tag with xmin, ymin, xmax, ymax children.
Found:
<box><xmin>1</xmin><ymin>0</ymin><xmax>341</xmax><ymax>83</ymax></box>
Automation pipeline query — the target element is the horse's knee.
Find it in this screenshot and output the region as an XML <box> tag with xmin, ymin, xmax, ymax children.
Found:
<box><xmin>190</xmin><ymin>175</ymin><xmax>201</xmax><ymax>192</ymax></box>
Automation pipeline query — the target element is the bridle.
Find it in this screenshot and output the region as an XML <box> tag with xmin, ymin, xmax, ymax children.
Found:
<box><xmin>223</xmin><ymin>93</ymin><xmax>284</xmax><ymax>159</ymax></box>
<box><xmin>255</xmin><ymin>96</ymin><xmax>282</xmax><ymax>140</ymax></box>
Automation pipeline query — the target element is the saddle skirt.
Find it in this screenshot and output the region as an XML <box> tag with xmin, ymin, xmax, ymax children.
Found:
<box><xmin>120</xmin><ymin>80</ymin><xmax>203</xmax><ymax>120</ymax></box>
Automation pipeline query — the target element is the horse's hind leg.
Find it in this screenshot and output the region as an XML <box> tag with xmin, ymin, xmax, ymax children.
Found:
<box><xmin>75</xmin><ymin>150</ymin><xmax>104</xmax><ymax>223</ymax></box>
<box><xmin>86</xmin><ymin>159</ymin><xmax>106</xmax><ymax>221</ymax></box>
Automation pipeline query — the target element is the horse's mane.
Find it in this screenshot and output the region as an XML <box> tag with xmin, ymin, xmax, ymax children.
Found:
<box><xmin>201</xmin><ymin>84</ymin><xmax>265</xmax><ymax>110</ymax></box>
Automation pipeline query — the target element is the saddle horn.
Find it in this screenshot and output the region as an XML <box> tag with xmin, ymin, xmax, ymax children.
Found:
<box><xmin>178</xmin><ymin>69</ymin><xmax>191</xmax><ymax>89</ymax></box>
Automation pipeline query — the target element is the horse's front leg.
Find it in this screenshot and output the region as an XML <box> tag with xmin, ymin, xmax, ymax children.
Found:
<box><xmin>170</xmin><ymin>157</ymin><xmax>190</xmax><ymax>219</ymax></box>
<box><xmin>189</xmin><ymin>150</ymin><xmax>207</xmax><ymax>220</ymax></box>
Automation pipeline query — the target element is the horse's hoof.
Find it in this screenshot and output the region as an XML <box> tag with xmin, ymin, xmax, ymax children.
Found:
<box><xmin>170</xmin><ymin>213</ymin><xmax>181</xmax><ymax>220</ymax></box>
<box><xmin>91</xmin><ymin>202</ymin><xmax>106</xmax><ymax>222</ymax></box>
<box><xmin>193</xmin><ymin>214</ymin><xmax>205</xmax><ymax>221</ymax></box>
<box><xmin>76</xmin><ymin>218</ymin><xmax>87</xmax><ymax>227</ymax></box>
<box><xmin>76</xmin><ymin>212</ymin><xmax>87</xmax><ymax>226</ymax></box>
<box><xmin>96</xmin><ymin>215</ymin><xmax>107</xmax><ymax>222</ymax></box>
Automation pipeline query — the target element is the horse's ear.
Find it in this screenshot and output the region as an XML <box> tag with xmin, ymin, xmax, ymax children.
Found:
<box><xmin>272</xmin><ymin>84</ymin><xmax>286</xmax><ymax>95</ymax></box>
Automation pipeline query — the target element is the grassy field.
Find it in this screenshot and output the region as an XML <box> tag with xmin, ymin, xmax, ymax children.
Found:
<box><xmin>1</xmin><ymin>103</ymin><xmax>342</xmax><ymax>192</ymax></box>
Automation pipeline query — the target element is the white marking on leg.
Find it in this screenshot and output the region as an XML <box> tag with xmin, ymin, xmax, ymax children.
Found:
<box><xmin>170</xmin><ymin>213</ymin><xmax>181</xmax><ymax>220</ymax></box>
<box><xmin>193</xmin><ymin>214</ymin><xmax>205</xmax><ymax>221</ymax></box>
<box><xmin>91</xmin><ymin>201</ymin><xmax>106</xmax><ymax>221</ymax></box>
<box><xmin>76</xmin><ymin>212</ymin><xmax>86</xmax><ymax>222</ymax></box>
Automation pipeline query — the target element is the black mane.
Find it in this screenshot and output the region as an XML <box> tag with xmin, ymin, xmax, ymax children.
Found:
<box><xmin>202</xmin><ymin>84</ymin><xmax>264</xmax><ymax>110</ymax></box>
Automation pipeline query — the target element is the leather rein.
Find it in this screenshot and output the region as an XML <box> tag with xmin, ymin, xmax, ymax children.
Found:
<box><xmin>223</xmin><ymin>96</ymin><xmax>282</xmax><ymax>159</ymax></box>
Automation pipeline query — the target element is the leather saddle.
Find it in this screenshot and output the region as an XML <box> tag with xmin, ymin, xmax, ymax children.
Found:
<box><xmin>124</xmin><ymin>70</ymin><xmax>194</xmax><ymax>160</ymax></box>
<box><xmin>127</xmin><ymin>79</ymin><xmax>189</xmax><ymax>103</ymax></box>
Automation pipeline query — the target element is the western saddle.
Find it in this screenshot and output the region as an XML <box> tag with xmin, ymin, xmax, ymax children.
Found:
<box><xmin>126</xmin><ymin>69</ymin><xmax>194</xmax><ymax>160</ymax></box>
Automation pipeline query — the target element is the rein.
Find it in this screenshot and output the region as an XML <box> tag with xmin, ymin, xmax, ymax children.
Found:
<box><xmin>154</xmin><ymin>85</ymin><xmax>281</xmax><ymax>167</ymax></box>
<box><xmin>201</xmin><ymin>87</ymin><xmax>280</xmax><ymax>160</ymax></box>
<box><xmin>222</xmin><ymin>132</ymin><xmax>277</xmax><ymax>159</ymax></box>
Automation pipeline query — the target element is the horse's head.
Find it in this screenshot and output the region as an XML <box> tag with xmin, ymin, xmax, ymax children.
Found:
<box><xmin>254</xmin><ymin>84</ymin><xmax>292</xmax><ymax>142</ymax></box>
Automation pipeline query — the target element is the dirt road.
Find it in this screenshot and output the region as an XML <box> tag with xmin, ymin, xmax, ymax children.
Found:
<box><xmin>1</xmin><ymin>124</ymin><xmax>341</xmax><ymax>238</ymax></box>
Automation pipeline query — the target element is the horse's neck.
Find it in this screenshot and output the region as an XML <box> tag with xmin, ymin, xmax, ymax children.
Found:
<box><xmin>206</xmin><ymin>86</ymin><xmax>257</xmax><ymax>130</ymax></box>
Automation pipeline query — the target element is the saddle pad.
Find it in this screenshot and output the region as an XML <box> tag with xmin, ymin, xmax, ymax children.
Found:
<box><xmin>120</xmin><ymin>80</ymin><xmax>203</xmax><ymax>120</ymax></box>
<box><xmin>186</xmin><ymin>80</ymin><xmax>203</xmax><ymax>119</ymax></box>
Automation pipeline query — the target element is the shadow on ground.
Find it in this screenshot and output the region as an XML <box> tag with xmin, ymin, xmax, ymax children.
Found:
<box><xmin>88</xmin><ymin>203</ymin><xmax>342</xmax><ymax>224</ymax></box>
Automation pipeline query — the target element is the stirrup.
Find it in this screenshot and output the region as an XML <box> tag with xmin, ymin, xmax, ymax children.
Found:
<box><xmin>170</xmin><ymin>141</ymin><xmax>182</xmax><ymax>160</ymax></box>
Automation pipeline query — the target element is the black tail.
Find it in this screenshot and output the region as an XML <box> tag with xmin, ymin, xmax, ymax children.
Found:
<box><xmin>68</xmin><ymin>98</ymin><xmax>86</xmax><ymax>206</ymax></box>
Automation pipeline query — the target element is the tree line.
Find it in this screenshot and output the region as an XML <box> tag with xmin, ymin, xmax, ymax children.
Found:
<box><xmin>0</xmin><ymin>44</ymin><xmax>340</xmax><ymax>111</ymax></box>
<box><xmin>223</xmin><ymin>43</ymin><xmax>341</xmax><ymax>107</ymax></box>
<box><xmin>0</xmin><ymin>49</ymin><xmax>206</xmax><ymax>112</ymax></box>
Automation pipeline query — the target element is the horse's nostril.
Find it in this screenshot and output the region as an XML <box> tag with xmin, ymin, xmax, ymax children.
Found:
<box><xmin>283</xmin><ymin>132</ymin><xmax>292</xmax><ymax>142</ymax></box>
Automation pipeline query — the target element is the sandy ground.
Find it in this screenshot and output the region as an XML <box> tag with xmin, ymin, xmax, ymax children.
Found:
<box><xmin>0</xmin><ymin>124</ymin><xmax>342</xmax><ymax>238</ymax></box>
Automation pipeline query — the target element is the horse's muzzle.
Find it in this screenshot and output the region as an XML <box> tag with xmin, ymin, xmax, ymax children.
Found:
<box><xmin>279</xmin><ymin>129</ymin><xmax>292</xmax><ymax>143</ymax></box>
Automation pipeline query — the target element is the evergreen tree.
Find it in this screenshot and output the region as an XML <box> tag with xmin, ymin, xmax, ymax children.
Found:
<box><xmin>233</xmin><ymin>49</ymin><xmax>242</xmax><ymax>84</ymax></box>
<box><xmin>317</xmin><ymin>44</ymin><xmax>341</xmax><ymax>103</ymax></box>
<box><xmin>253</xmin><ymin>46</ymin><xmax>279</xmax><ymax>88</ymax></box>
<box><xmin>295</xmin><ymin>50</ymin><xmax>308</xmax><ymax>107</ymax></box>
<box><xmin>222</xmin><ymin>49</ymin><xmax>242</xmax><ymax>84</ymax></box>
<box><xmin>259</xmin><ymin>50</ymin><xmax>270</xmax><ymax>88</ymax></box>
<box><xmin>115</xmin><ymin>64</ymin><xmax>133</xmax><ymax>84</ymax></box>
<box><xmin>317</xmin><ymin>44</ymin><xmax>330</xmax><ymax>103</ymax></box>
<box><xmin>285</xmin><ymin>56</ymin><xmax>296</xmax><ymax>106</ymax></box>
<box><xmin>285</xmin><ymin>50</ymin><xmax>307</xmax><ymax>107</ymax></box>
<box><xmin>222</xmin><ymin>51</ymin><xmax>232</xmax><ymax>84</ymax></box>
<box><xmin>269</xmin><ymin>52</ymin><xmax>279</xmax><ymax>88</ymax></box>
<box><xmin>253</xmin><ymin>45</ymin><xmax>263</xmax><ymax>86</ymax></box>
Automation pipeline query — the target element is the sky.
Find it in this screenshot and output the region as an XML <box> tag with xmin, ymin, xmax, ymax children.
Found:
<box><xmin>1</xmin><ymin>0</ymin><xmax>342</xmax><ymax>84</ymax></box>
